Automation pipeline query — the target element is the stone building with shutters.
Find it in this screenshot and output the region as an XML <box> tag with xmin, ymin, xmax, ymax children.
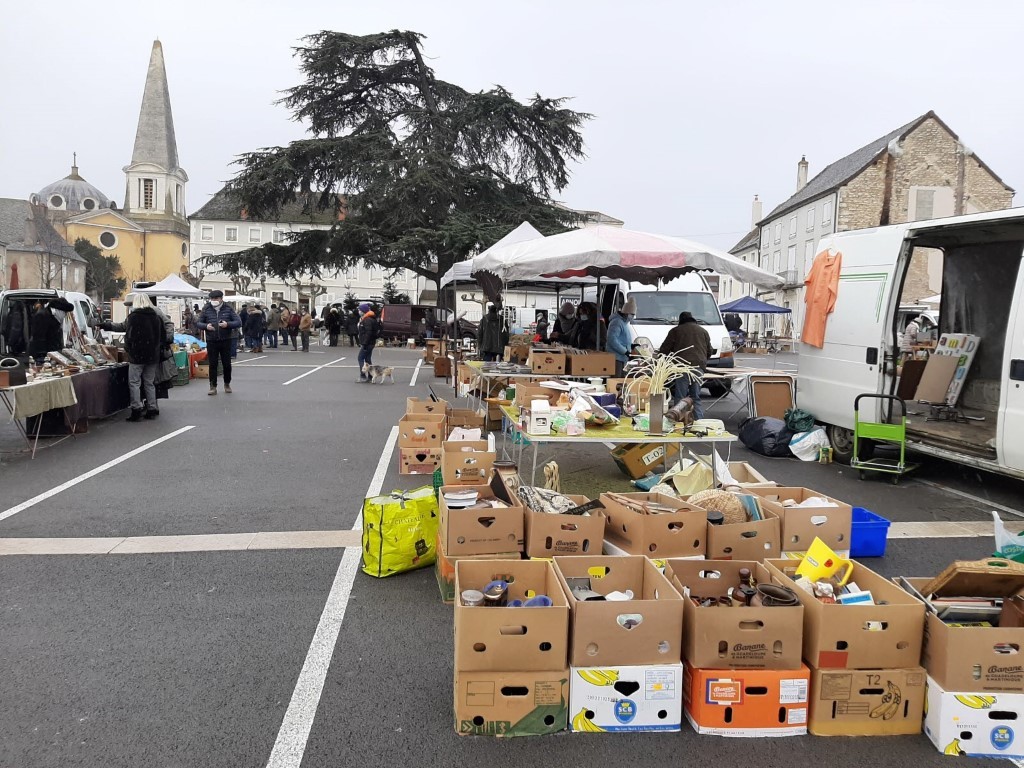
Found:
<box><xmin>734</xmin><ymin>111</ymin><xmax>1014</xmax><ymax>336</ymax></box>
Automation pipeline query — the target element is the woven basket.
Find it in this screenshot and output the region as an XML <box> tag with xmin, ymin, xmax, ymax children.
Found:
<box><xmin>688</xmin><ymin>489</ymin><xmax>747</xmax><ymax>525</ymax></box>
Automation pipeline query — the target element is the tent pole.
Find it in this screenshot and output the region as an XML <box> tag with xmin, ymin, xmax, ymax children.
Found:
<box><xmin>596</xmin><ymin>275</ymin><xmax>602</xmax><ymax>350</ymax></box>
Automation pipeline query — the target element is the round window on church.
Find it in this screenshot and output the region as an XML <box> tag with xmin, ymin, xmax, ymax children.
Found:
<box><xmin>49</xmin><ymin>194</ymin><xmax>64</xmax><ymax>208</ymax></box>
<box><xmin>181</xmin><ymin>242</ymin><xmax>187</xmax><ymax>256</ymax></box>
<box><xmin>82</xmin><ymin>198</ymin><xmax>96</xmax><ymax>211</ymax></box>
<box><xmin>99</xmin><ymin>231</ymin><xmax>117</xmax><ymax>249</ymax></box>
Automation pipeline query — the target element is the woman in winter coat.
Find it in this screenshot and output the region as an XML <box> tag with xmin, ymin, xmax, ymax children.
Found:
<box><xmin>326</xmin><ymin>307</ymin><xmax>342</xmax><ymax>346</ymax></box>
<box><xmin>266</xmin><ymin>305</ymin><xmax>281</xmax><ymax>349</ymax></box>
<box><xmin>244</xmin><ymin>308</ymin><xmax>265</xmax><ymax>353</ymax></box>
<box><xmin>345</xmin><ymin>312</ymin><xmax>359</xmax><ymax>346</ymax></box>
<box><xmin>478</xmin><ymin>304</ymin><xmax>503</xmax><ymax>362</ymax></box>
<box><xmin>279</xmin><ymin>306</ymin><xmax>292</xmax><ymax>346</ymax></box>
<box><xmin>298</xmin><ymin>309</ymin><xmax>313</xmax><ymax>352</ymax></box>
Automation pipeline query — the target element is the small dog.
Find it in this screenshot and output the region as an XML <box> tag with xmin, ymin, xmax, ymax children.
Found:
<box><xmin>362</xmin><ymin>363</ymin><xmax>395</xmax><ymax>384</ymax></box>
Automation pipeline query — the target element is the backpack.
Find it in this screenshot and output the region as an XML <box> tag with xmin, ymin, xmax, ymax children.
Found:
<box><xmin>125</xmin><ymin>309</ymin><xmax>161</xmax><ymax>364</ymax></box>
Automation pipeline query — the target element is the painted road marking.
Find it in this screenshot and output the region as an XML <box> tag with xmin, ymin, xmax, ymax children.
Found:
<box><xmin>265</xmin><ymin>425</ymin><xmax>398</xmax><ymax>768</ymax></box>
<box><xmin>0</xmin><ymin>427</ymin><xmax>195</xmax><ymax>523</ymax></box>
<box><xmin>914</xmin><ymin>478</ymin><xmax>1024</xmax><ymax>520</ymax></box>
<box><xmin>281</xmin><ymin>357</ymin><xmax>347</xmax><ymax>386</ymax></box>
<box><xmin>409</xmin><ymin>358</ymin><xmax>423</xmax><ymax>386</ymax></box>
<box><xmin>0</xmin><ymin>530</ymin><xmax>362</xmax><ymax>556</ymax></box>
<box><xmin>233</xmin><ymin>355</ymin><xmax>269</xmax><ymax>364</ymax></box>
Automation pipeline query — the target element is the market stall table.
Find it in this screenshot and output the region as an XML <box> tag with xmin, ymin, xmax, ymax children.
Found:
<box><xmin>0</xmin><ymin>376</ymin><xmax>78</xmax><ymax>457</ymax></box>
<box><xmin>498</xmin><ymin>404</ymin><xmax>736</xmax><ymax>485</ymax></box>
<box><xmin>463</xmin><ymin>359</ymin><xmax>592</xmax><ymax>410</ymax></box>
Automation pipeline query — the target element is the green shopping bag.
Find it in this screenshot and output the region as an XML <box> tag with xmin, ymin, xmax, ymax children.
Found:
<box><xmin>361</xmin><ymin>486</ymin><xmax>439</xmax><ymax>578</ymax></box>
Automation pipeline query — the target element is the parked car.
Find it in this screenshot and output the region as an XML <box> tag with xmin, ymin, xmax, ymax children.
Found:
<box><xmin>378</xmin><ymin>304</ymin><xmax>477</xmax><ymax>343</ymax></box>
<box><xmin>0</xmin><ymin>288</ymin><xmax>99</xmax><ymax>358</ymax></box>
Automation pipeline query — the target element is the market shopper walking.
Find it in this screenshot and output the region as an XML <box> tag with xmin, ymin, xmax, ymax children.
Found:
<box><xmin>197</xmin><ymin>289</ymin><xmax>242</xmax><ymax>395</ymax></box>
<box><xmin>659</xmin><ymin>311</ymin><xmax>714</xmax><ymax>419</ymax></box>
<box><xmin>101</xmin><ymin>293</ymin><xmax>169</xmax><ymax>421</ymax></box>
<box><xmin>298</xmin><ymin>308</ymin><xmax>313</xmax><ymax>352</ymax></box>
<box><xmin>356</xmin><ymin>303</ymin><xmax>380</xmax><ymax>381</ymax></box>
<box><xmin>478</xmin><ymin>304</ymin><xmax>503</xmax><ymax>362</ymax></box>
<box><xmin>606</xmin><ymin>298</ymin><xmax>637</xmax><ymax>377</ymax></box>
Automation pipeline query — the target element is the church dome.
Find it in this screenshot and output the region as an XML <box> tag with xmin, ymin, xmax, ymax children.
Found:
<box><xmin>37</xmin><ymin>161</ymin><xmax>112</xmax><ymax>212</ymax></box>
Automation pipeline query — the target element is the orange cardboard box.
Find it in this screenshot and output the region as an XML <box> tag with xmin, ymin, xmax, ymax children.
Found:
<box><xmin>683</xmin><ymin>662</ymin><xmax>810</xmax><ymax>737</ymax></box>
<box><xmin>439</xmin><ymin>484</ymin><xmax>523</xmax><ymax>556</ymax></box>
<box><xmin>454</xmin><ymin>669</ymin><xmax>569</xmax><ymax>737</ymax></box>
<box><xmin>665</xmin><ymin>559</ymin><xmax>803</xmax><ymax>670</ymax></box>
<box><xmin>766</xmin><ymin>559</ymin><xmax>925</xmax><ymax>670</ymax></box>
<box><xmin>553</xmin><ymin>556</ymin><xmax>685</xmax><ymax>667</ymax></box>
<box><xmin>601</xmin><ymin>492</ymin><xmax>706</xmax><ymax>558</ymax></box>
<box><xmin>454</xmin><ymin>559</ymin><xmax>570</xmax><ymax>672</ymax></box>
<box><xmin>435</xmin><ymin>532</ymin><xmax>520</xmax><ymax>605</ymax></box>
<box><xmin>524</xmin><ymin>495</ymin><xmax>603</xmax><ymax>558</ymax></box>
<box><xmin>809</xmin><ymin>666</ymin><xmax>926</xmax><ymax>736</ymax></box>
<box><xmin>748</xmin><ymin>487</ymin><xmax>852</xmax><ymax>554</ymax></box>
<box><xmin>441</xmin><ymin>441</ymin><xmax>495</xmax><ymax>485</ymax></box>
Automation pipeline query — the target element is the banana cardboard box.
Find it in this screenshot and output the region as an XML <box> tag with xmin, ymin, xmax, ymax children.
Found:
<box><xmin>808</xmin><ymin>667</ymin><xmax>926</xmax><ymax>736</ymax></box>
<box><xmin>683</xmin><ymin>662</ymin><xmax>810</xmax><ymax>737</ymax></box>
<box><xmin>569</xmin><ymin>664</ymin><xmax>683</xmax><ymax>732</ymax></box>
<box><xmin>923</xmin><ymin>675</ymin><xmax>1024</xmax><ymax>758</ymax></box>
<box><xmin>454</xmin><ymin>669</ymin><xmax>568</xmax><ymax>737</ymax></box>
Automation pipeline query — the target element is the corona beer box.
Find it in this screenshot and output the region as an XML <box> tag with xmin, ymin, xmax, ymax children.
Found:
<box><xmin>923</xmin><ymin>675</ymin><xmax>1024</xmax><ymax>758</ymax></box>
<box><xmin>569</xmin><ymin>663</ymin><xmax>683</xmax><ymax>732</ymax></box>
<box><xmin>683</xmin><ymin>662</ymin><xmax>810</xmax><ymax>737</ymax></box>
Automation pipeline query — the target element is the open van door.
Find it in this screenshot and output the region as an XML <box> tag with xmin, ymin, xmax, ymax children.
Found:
<box><xmin>797</xmin><ymin>225</ymin><xmax>910</xmax><ymax>459</ymax></box>
<box><xmin>999</xmin><ymin>260</ymin><xmax>1024</xmax><ymax>472</ymax></box>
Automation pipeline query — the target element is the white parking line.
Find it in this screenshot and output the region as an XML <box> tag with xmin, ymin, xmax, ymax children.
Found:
<box><xmin>233</xmin><ymin>355</ymin><xmax>268</xmax><ymax>364</ymax></box>
<box><xmin>409</xmin><ymin>358</ymin><xmax>423</xmax><ymax>387</ymax></box>
<box><xmin>915</xmin><ymin>478</ymin><xmax>1024</xmax><ymax>519</ymax></box>
<box><xmin>265</xmin><ymin>426</ymin><xmax>398</xmax><ymax>768</ymax></box>
<box><xmin>281</xmin><ymin>357</ymin><xmax>347</xmax><ymax>386</ymax></box>
<box><xmin>0</xmin><ymin>426</ymin><xmax>195</xmax><ymax>523</ymax></box>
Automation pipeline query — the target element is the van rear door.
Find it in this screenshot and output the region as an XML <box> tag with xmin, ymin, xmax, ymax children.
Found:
<box><xmin>999</xmin><ymin>261</ymin><xmax>1024</xmax><ymax>471</ymax></box>
<box><xmin>797</xmin><ymin>226</ymin><xmax>909</xmax><ymax>430</ymax></box>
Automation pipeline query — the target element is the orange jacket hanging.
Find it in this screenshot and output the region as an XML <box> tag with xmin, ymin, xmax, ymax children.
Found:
<box><xmin>802</xmin><ymin>250</ymin><xmax>842</xmax><ymax>348</ymax></box>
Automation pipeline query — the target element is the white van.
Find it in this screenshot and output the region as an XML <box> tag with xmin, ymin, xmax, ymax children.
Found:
<box><xmin>0</xmin><ymin>288</ymin><xmax>99</xmax><ymax>356</ymax></box>
<box><xmin>797</xmin><ymin>207</ymin><xmax>1024</xmax><ymax>479</ymax></box>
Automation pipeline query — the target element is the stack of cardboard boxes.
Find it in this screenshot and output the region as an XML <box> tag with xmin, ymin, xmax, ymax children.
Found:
<box><xmin>666</xmin><ymin>559</ymin><xmax>810</xmax><ymax>737</ymax></box>
<box><xmin>766</xmin><ymin>559</ymin><xmax>927</xmax><ymax>737</ymax></box>
<box><xmin>397</xmin><ymin>398</ymin><xmax>448</xmax><ymax>476</ymax></box>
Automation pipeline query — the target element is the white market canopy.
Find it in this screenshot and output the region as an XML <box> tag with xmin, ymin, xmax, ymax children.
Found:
<box><xmin>439</xmin><ymin>221</ymin><xmax>544</xmax><ymax>288</ymax></box>
<box><xmin>133</xmin><ymin>273</ymin><xmax>207</xmax><ymax>299</ymax></box>
<box><xmin>472</xmin><ymin>225</ymin><xmax>785</xmax><ymax>294</ymax></box>
<box><xmin>221</xmin><ymin>294</ymin><xmax>261</xmax><ymax>303</ymax></box>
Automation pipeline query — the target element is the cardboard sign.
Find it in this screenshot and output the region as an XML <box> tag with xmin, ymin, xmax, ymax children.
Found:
<box><xmin>923</xmin><ymin>675</ymin><xmax>1024</xmax><ymax>758</ymax></box>
<box><xmin>749</xmin><ymin>487</ymin><xmax>853</xmax><ymax>554</ymax></box>
<box><xmin>569</xmin><ymin>663</ymin><xmax>683</xmax><ymax>732</ymax></box>
<box><xmin>933</xmin><ymin>332</ymin><xmax>981</xmax><ymax>406</ymax></box>
<box><xmin>809</xmin><ymin>667</ymin><xmax>926</xmax><ymax>736</ymax></box>
<box><xmin>454</xmin><ymin>669</ymin><xmax>568</xmax><ymax>737</ymax></box>
<box><xmin>684</xmin><ymin>662</ymin><xmax>810</xmax><ymax>737</ymax></box>
<box><xmin>601</xmin><ymin>492</ymin><xmax>707</xmax><ymax>558</ymax></box>
<box><xmin>914</xmin><ymin>354</ymin><xmax>959</xmax><ymax>403</ymax></box>
<box><xmin>665</xmin><ymin>560</ymin><xmax>804</xmax><ymax>670</ymax></box>
<box><xmin>610</xmin><ymin>443</ymin><xmax>668</xmax><ymax>480</ymax></box>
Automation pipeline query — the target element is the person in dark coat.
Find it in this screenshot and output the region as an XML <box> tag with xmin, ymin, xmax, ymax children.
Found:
<box><xmin>345</xmin><ymin>312</ymin><xmax>359</xmax><ymax>346</ymax></box>
<box><xmin>659</xmin><ymin>311</ymin><xmax>715</xmax><ymax>419</ymax></box>
<box><xmin>196</xmin><ymin>290</ymin><xmax>242</xmax><ymax>395</ymax></box>
<box><xmin>572</xmin><ymin>302</ymin><xmax>601</xmax><ymax>350</ymax></box>
<box><xmin>478</xmin><ymin>305</ymin><xmax>503</xmax><ymax>362</ymax></box>
<box><xmin>27</xmin><ymin>303</ymin><xmax>65</xmax><ymax>363</ymax></box>
<box><xmin>549</xmin><ymin>302</ymin><xmax>578</xmax><ymax>344</ymax></box>
<box><xmin>244</xmin><ymin>307</ymin><xmax>265</xmax><ymax>353</ymax></box>
<box><xmin>2</xmin><ymin>303</ymin><xmax>27</xmax><ymax>354</ymax></box>
<box><xmin>326</xmin><ymin>307</ymin><xmax>342</xmax><ymax>346</ymax></box>
<box><xmin>101</xmin><ymin>293</ymin><xmax>169</xmax><ymax>421</ymax></box>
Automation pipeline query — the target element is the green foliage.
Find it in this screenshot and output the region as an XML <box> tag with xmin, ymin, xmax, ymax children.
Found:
<box><xmin>382</xmin><ymin>276</ymin><xmax>410</xmax><ymax>304</ymax></box>
<box><xmin>342</xmin><ymin>289</ymin><xmax>359</xmax><ymax>313</ymax></box>
<box><xmin>74</xmin><ymin>237</ymin><xmax>126</xmax><ymax>301</ymax></box>
<box><xmin>217</xmin><ymin>29</ymin><xmax>587</xmax><ymax>288</ymax></box>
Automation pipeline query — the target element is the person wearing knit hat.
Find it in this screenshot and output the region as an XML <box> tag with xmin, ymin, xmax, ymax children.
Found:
<box><xmin>606</xmin><ymin>297</ymin><xmax>637</xmax><ymax>377</ymax></box>
<box><xmin>550</xmin><ymin>301</ymin><xmax>578</xmax><ymax>343</ymax></box>
<box><xmin>355</xmin><ymin>303</ymin><xmax>381</xmax><ymax>381</ymax></box>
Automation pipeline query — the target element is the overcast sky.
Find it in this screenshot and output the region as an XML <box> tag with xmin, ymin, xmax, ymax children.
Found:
<box><xmin>2</xmin><ymin>0</ymin><xmax>1020</xmax><ymax>251</ymax></box>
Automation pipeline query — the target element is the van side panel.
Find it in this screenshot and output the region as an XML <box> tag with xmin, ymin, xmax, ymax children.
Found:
<box><xmin>998</xmin><ymin>258</ymin><xmax>1024</xmax><ymax>471</ymax></box>
<box><xmin>796</xmin><ymin>227</ymin><xmax>908</xmax><ymax>430</ymax></box>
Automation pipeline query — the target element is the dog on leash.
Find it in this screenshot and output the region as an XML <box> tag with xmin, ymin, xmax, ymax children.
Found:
<box><xmin>361</xmin><ymin>362</ymin><xmax>395</xmax><ymax>384</ymax></box>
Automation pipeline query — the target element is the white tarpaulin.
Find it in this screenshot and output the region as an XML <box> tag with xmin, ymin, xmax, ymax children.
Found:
<box><xmin>472</xmin><ymin>225</ymin><xmax>785</xmax><ymax>290</ymax></box>
<box><xmin>439</xmin><ymin>221</ymin><xmax>544</xmax><ymax>287</ymax></box>
<box><xmin>133</xmin><ymin>273</ymin><xmax>207</xmax><ymax>299</ymax></box>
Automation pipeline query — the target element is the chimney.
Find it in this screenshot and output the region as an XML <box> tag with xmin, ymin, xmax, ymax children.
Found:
<box><xmin>751</xmin><ymin>194</ymin><xmax>762</xmax><ymax>227</ymax></box>
<box><xmin>797</xmin><ymin>156</ymin><xmax>809</xmax><ymax>192</ymax></box>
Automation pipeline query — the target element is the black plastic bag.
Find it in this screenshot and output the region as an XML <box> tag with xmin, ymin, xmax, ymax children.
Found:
<box><xmin>739</xmin><ymin>416</ymin><xmax>794</xmax><ymax>457</ymax></box>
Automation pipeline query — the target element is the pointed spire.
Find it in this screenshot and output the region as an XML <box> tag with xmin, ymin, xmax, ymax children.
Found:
<box><xmin>131</xmin><ymin>40</ymin><xmax>180</xmax><ymax>170</ymax></box>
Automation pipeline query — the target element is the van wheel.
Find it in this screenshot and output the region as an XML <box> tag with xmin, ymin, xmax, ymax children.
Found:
<box><xmin>828</xmin><ymin>425</ymin><xmax>855</xmax><ymax>465</ymax></box>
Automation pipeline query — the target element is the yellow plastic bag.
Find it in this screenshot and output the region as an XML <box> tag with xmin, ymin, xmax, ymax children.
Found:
<box><xmin>667</xmin><ymin>459</ymin><xmax>714</xmax><ymax>496</ymax></box>
<box><xmin>361</xmin><ymin>486</ymin><xmax>439</xmax><ymax>578</ymax></box>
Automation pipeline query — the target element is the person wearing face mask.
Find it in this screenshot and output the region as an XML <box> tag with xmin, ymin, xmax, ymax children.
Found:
<box><xmin>549</xmin><ymin>302</ymin><xmax>578</xmax><ymax>343</ymax></box>
<box><xmin>606</xmin><ymin>298</ymin><xmax>637</xmax><ymax>377</ymax></box>
<box><xmin>196</xmin><ymin>289</ymin><xmax>242</xmax><ymax>395</ymax></box>
<box><xmin>572</xmin><ymin>302</ymin><xmax>600</xmax><ymax>350</ymax></box>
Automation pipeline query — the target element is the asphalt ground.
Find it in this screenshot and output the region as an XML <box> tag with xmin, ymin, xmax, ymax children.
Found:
<box><xmin>0</xmin><ymin>346</ymin><xmax>1021</xmax><ymax>767</ymax></box>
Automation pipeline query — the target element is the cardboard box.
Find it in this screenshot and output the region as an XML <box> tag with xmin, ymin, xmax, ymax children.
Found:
<box><xmin>553</xmin><ymin>556</ymin><xmax>685</xmax><ymax>666</ymax></box>
<box><xmin>923</xmin><ymin>675</ymin><xmax>1024</xmax><ymax>758</ymax></box>
<box><xmin>683</xmin><ymin>662</ymin><xmax>810</xmax><ymax>737</ymax></box>
<box><xmin>531</xmin><ymin>349</ymin><xmax>567</xmax><ymax>375</ymax></box>
<box><xmin>610</xmin><ymin>443</ymin><xmax>667</xmax><ymax>480</ymax></box>
<box><xmin>705</xmin><ymin>511</ymin><xmax>781</xmax><ymax>561</ymax></box>
<box><xmin>749</xmin><ymin>487</ymin><xmax>852</xmax><ymax>554</ymax></box>
<box><xmin>607</xmin><ymin>377</ymin><xmax>651</xmax><ymax>409</ymax></box>
<box><xmin>564</xmin><ymin>350</ymin><xmax>616</xmax><ymax>377</ymax></box>
<box><xmin>569</xmin><ymin>663</ymin><xmax>683</xmax><ymax>732</ymax></box>
<box><xmin>809</xmin><ymin>666</ymin><xmax>926</xmax><ymax>736</ymax></box>
<box><xmin>454</xmin><ymin>559</ymin><xmax>569</xmax><ymax>671</ymax></box>
<box><xmin>601</xmin><ymin>492</ymin><xmax>707</xmax><ymax>558</ymax></box>
<box><xmin>726</xmin><ymin>462</ymin><xmax>776</xmax><ymax>487</ymax></box>
<box><xmin>504</xmin><ymin>344</ymin><xmax>532</xmax><ymax>365</ymax></box>
<box><xmin>398</xmin><ymin>413</ymin><xmax>447</xmax><ymax>448</ymax></box>
<box><xmin>665</xmin><ymin>560</ymin><xmax>804</xmax><ymax>670</ymax></box>
<box><xmin>398</xmin><ymin>447</ymin><xmax>442</xmax><ymax>475</ymax></box>
<box><xmin>457</xmin><ymin>362</ymin><xmax>475</xmax><ymax>386</ymax></box>
<box><xmin>514</xmin><ymin>384</ymin><xmax>561</xmax><ymax>408</ymax></box>
<box><xmin>525</xmin><ymin>495</ymin><xmax>604</xmax><ymax>558</ymax></box>
<box><xmin>454</xmin><ymin>669</ymin><xmax>569</xmax><ymax>737</ymax></box>
<box><xmin>900</xmin><ymin>576</ymin><xmax>1024</xmax><ymax>692</ymax></box>
<box><xmin>766</xmin><ymin>559</ymin><xmax>925</xmax><ymax>670</ymax></box>
<box><xmin>448</xmin><ymin>407</ymin><xmax>486</xmax><ymax>432</ymax></box>
<box><xmin>406</xmin><ymin>396</ymin><xmax>450</xmax><ymax>417</ymax></box>
<box><xmin>435</xmin><ymin>532</ymin><xmax>520</xmax><ymax>604</ymax></box>
<box><xmin>424</xmin><ymin>340</ymin><xmax>440</xmax><ymax>363</ymax></box>
<box><xmin>433</xmin><ymin>356</ymin><xmax>452</xmax><ymax>378</ymax></box>
<box><xmin>441</xmin><ymin>441</ymin><xmax>495</xmax><ymax>485</ymax></box>
<box><xmin>440</xmin><ymin>484</ymin><xmax>523</xmax><ymax>556</ymax></box>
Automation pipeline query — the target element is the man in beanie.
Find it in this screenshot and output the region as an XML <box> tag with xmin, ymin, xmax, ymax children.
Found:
<box><xmin>196</xmin><ymin>289</ymin><xmax>242</xmax><ymax>395</ymax></box>
<box><xmin>660</xmin><ymin>310</ymin><xmax>715</xmax><ymax>419</ymax></box>
<box><xmin>549</xmin><ymin>301</ymin><xmax>578</xmax><ymax>343</ymax></box>
<box><xmin>606</xmin><ymin>297</ymin><xmax>637</xmax><ymax>377</ymax></box>
<box><xmin>356</xmin><ymin>302</ymin><xmax>380</xmax><ymax>381</ymax></box>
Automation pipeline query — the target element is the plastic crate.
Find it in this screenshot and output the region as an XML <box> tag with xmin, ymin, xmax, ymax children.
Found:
<box><xmin>850</xmin><ymin>507</ymin><xmax>891</xmax><ymax>558</ymax></box>
<box><xmin>173</xmin><ymin>366</ymin><xmax>190</xmax><ymax>386</ymax></box>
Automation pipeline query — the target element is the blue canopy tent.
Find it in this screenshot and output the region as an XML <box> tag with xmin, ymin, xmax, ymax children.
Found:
<box><xmin>719</xmin><ymin>296</ymin><xmax>791</xmax><ymax>314</ymax></box>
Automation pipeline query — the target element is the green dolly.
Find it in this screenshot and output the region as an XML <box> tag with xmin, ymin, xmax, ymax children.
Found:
<box><xmin>851</xmin><ymin>394</ymin><xmax>918</xmax><ymax>484</ymax></box>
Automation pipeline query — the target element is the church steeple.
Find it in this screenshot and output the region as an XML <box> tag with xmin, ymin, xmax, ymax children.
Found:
<box><xmin>131</xmin><ymin>40</ymin><xmax>179</xmax><ymax>172</ymax></box>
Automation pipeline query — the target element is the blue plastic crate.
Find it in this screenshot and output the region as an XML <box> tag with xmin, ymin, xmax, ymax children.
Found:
<box><xmin>850</xmin><ymin>507</ymin><xmax>891</xmax><ymax>558</ymax></box>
